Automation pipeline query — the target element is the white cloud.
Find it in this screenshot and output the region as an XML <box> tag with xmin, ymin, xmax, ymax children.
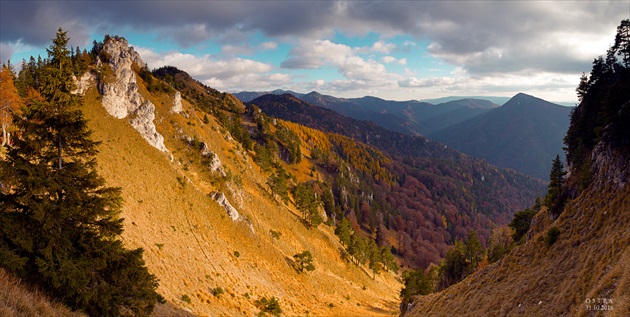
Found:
<box><xmin>281</xmin><ymin>39</ymin><xmax>400</xmax><ymax>93</ymax></box>
<box><xmin>260</xmin><ymin>41</ymin><xmax>278</xmax><ymax>51</ymax></box>
<box><xmin>355</xmin><ymin>40</ymin><xmax>397</xmax><ymax>54</ymax></box>
<box><xmin>381</xmin><ymin>56</ymin><xmax>406</xmax><ymax>65</ymax></box>
<box><xmin>136</xmin><ymin>47</ymin><xmax>291</xmax><ymax>91</ymax></box>
<box><xmin>281</xmin><ymin>39</ymin><xmax>353</xmax><ymax>69</ymax></box>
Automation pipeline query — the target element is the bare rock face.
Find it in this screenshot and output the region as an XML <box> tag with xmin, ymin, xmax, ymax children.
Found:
<box><xmin>209</xmin><ymin>191</ymin><xmax>240</xmax><ymax>221</ymax></box>
<box><xmin>172</xmin><ymin>91</ymin><xmax>183</xmax><ymax>114</ymax></box>
<box><xmin>98</xmin><ymin>37</ymin><xmax>168</xmax><ymax>153</ymax></box>
<box><xmin>72</xmin><ymin>71</ymin><xmax>96</xmax><ymax>95</ymax></box>
<box><xmin>201</xmin><ymin>143</ymin><xmax>226</xmax><ymax>176</ymax></box>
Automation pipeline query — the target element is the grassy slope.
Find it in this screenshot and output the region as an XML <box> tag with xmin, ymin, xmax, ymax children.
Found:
<box><xmin>81</xmin><ymin>79</ymin><xmax>401</xmax><ymax>316</ymax></box>
<box><xmin>0</xmin><ymin>268</ymin><xmax>86</xmax><ymax>317</ymax></box>
<box><xmin>407</xmin><ymin>170</ymin><xmax>630</xmax><ymax>316</ymax></box>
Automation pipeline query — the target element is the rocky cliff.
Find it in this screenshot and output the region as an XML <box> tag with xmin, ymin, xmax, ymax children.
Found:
<box><xmin>98</xmin><ymin>37</ymin><xmax>169</xmax><ymax>154</ymax></box>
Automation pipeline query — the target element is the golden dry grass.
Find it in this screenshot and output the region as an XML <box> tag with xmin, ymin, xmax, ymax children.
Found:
<box><xmin>0</xmin><ymin>269</ymin><xmax>87</xmax><ymax>317</ymax></box>
<box><xmin>81</xmin><ymin>81</ymin><xmax>402</xmax><ymax>316</ymax></box>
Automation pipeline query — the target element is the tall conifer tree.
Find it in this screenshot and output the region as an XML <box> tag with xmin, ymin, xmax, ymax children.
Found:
<box><xmin>0</xmin><ymin>28</ymin><xmax>160</xmax><ymax>316</ymax></box>
<box><xmin>544</xmin><ymin>154</ymin><xmax>567</xmax><ymax>216</ymax></box>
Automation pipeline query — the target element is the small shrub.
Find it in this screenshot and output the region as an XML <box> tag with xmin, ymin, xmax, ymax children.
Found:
<box><xmin>234</xmin><ymin>251</ymin><xmax>240</xmax><ymax>258</ymax></box>
<box><xmin>211</xmin><ymin>287</ymin><xmax>224</xmax><ymax>297</ymax></box>
<box><xmin>181</xmin><ymin>294</ymin><xmax>191</xmax><ymax>304</ymax></box>
<box><xmin>293</xmin><ymin>250</ymin><xmax>315</xmax><ymax>273</ymax></box>
<box><xmin>545</xmin><ymin>227</ymin><xmax>560</xmax><ymax>246</ymax></box>
<box><xmin>176</xmin><ymin>176</ymin><xmax>187</xmax><ymax>187</ymax></box>
<box><xmin>155</xmin><ymin>243</ymin><xmax>164</xmax><ymax>250</ymax></box>
<box><xmin>255</xmin><ymin>296</ymin><xmax>282</xmax><ymax>317</ymax></box>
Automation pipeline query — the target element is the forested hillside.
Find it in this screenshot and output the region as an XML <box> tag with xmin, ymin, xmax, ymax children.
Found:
<box><xmin>245</xmin><ymin>93</ymin><xmax>545</xmax><ymax>268</ymax></box>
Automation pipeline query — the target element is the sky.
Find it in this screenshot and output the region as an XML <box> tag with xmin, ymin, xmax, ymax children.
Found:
<box><xmin>1</xmin><ymin>1</ymin><xmax>629</xmax><ymax>103</ymax></box>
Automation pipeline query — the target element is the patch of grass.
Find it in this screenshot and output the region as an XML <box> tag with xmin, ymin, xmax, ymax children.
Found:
<box><xmin>0</xmin><ymin>268</ymin><xmax>87</xmax><ymax>317</ymax></box>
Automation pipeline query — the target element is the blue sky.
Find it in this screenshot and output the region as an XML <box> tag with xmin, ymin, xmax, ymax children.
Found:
<box><xmin>2</xmin><ymin>1</ymin><xmax>628</xmax><ymax>103</ymax></box>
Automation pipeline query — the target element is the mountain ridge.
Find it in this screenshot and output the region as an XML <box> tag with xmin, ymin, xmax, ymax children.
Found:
<box><xmin>430</xmin><ymin>93</ymin><xmax>572</xmax><ymax>179</ymax></box>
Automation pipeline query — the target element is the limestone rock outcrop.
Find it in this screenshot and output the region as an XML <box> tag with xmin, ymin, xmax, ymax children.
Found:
<box><xmin>72</xmin><ymin>71</ymin><xmax>96</xmax><ymax>96</ymax></box>
<box><xmin>172</xmin><ymin>91</ymin><xmax>183</xmax><ymax>114</ymax></box>
<box><xmin>209</xmin><ymin>192</ymin><xmax>239</xmax><ymax>221</ymax></box>
<box><xmin>97</xmin><ymin>36</ymin><xmax>168</xmax><ymax>153</ymax></box>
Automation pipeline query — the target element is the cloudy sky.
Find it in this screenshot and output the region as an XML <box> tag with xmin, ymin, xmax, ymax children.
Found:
<box><xmin>1</xmin><ymin>1</ymin><xmax>628</xmax><ymax>103</ymax></box>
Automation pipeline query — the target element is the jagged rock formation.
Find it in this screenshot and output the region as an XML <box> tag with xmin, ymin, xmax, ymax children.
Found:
<box><xmin>98</xmin><ymin>37</ymin><xmax>168</xmax><ymax>153</ymax></box>
<box><xmin>201</xmin><ymin>143</ymin><xmax>226</xmax><ymax>176</ymax></box>
<box><xmin>209</xmin><ymin>191</ymin><xmax>239</xmax><ymax>221</ymax></box>
<box><xmin>172</xmin><ymin>91</ymin><xmax>183</xmax><ymax>113</ymax></box>
<box><xmin>72</xmin><ymin>71</ymin><xmax>96</xmax><ymax>96</ymax></box>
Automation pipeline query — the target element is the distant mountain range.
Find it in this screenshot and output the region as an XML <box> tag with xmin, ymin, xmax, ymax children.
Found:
<box><xmin>236</xmin><ymin>90</ymin><xmax>498</xmax><ymax>136</ymax></box>
<box><xmin>430</xmin><ymin>93</ymin><xmax>572</xmax><ymax>179</ymax></box>
<box><xmin>247</xmin><ymin>93</ymin><xmax>458</xmax><ymax>158</ymax></box>
<box><xmin>236</xmin><ymin>90</ymin><xmax>572</xmax><ymax>180</ymax></box>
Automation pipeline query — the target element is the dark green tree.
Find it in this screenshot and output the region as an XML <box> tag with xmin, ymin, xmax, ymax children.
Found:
<box><xmin>509</xmin><ymin>208</ymin><xmax>537</xmax><ymax>242</ymax></box>
<box><xmin>544</xmin><ymin>154</ymin><xmax>567</xmax><ymax>216</ymax></box>
<box><xmin>367</xmin><ymin>239</ymin><xmax>382</xmax><ymax>278</ymax></box>
<box><xmin>611</xmin><ymin>19</ymin><xmax>630</xmax><ymax>67</ymax></box>
<box><xmin>464</xmin><ymin>230</ymin><xmax>483</xmax><ymax>275</ymax></box>
<box><xmin>293</xmin><ymin>182</ymin><xmax>322</xmax><ymax>228</ymax></box>
<box><xmin>576</xmin><ymin>73</ymin><xmax>589</xmax><ymax>102</ymax></box>
<box><xmin>293</xmin><ymin>250</ymin><xmax>315</xmax><ymax>273</ymax></box>
<box><xmin>0</xmin><ymin>28</ymin><xmax>160</xmax><ymax>316</ymax></box>
<box><xmin>334</xmin><ymin>217</ymin><xmax>352</xmax><ymax>246</ymax></box>
<box><xmin>379</xmin><ymin>245</ymin><xmax>398</xmax><ymax>273</ymax></box>
<box><xmin>267</xmin><ymin>166</ymin><xmax>290</xmax><ymax>203</ymax></box>
<box><xmin>400</xmin><ymin>268</ymin><xmax>433</xmax><ymax>305</ymax></box>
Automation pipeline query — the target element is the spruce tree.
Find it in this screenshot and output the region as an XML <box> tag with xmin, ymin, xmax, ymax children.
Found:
<box><xmin>544</xmin><ymin>154</ymin><xmax>567</xmax><ymax>216</ymax></box>
<box><xmin>0</xmin><ymin>28</ymin><xmax>159</xmax><ymax>316</ymax></box>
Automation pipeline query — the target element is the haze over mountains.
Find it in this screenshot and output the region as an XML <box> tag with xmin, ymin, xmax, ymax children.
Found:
<box><xmin>236</xmin><ymin>90</ymin><xmax>572</xmax><ymax>179</ymax></box>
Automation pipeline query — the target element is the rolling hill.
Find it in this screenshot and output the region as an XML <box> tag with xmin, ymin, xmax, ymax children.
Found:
<box><xmin>429</xmin><ymin>93</ymin><xmax>572</xmax><ymax>179</ymax></box>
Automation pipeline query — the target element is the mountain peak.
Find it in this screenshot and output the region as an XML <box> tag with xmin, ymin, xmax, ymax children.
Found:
<box><xmin>502</xmin><ymin>93</ymin><xmax>562</xmax><ymax>110</ymax></box>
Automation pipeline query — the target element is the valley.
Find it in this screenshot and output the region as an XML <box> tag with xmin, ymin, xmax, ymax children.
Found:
<box><xmin>0</xmin><ymin>8</ymin><xmax>627</xmax><ymax>317</ymax></box>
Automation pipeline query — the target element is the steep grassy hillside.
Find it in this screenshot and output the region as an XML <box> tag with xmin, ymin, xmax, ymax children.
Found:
<box><xmin>0</xmin><ymin>268</ymin><xmax>87</xmax><ymax>317</ymax></box>
<box><xmin>406</xmin><ymin>149</ymin><xmax>630</xmax><ymax>317</ymax></box>
<box><xmin>80</xmin><ymin>74</ymin><xmax>401</xmax><ymax>316</ymax></box>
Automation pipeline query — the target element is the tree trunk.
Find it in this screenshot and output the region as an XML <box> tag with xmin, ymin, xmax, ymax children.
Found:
<box><xmin>1</xmin><ymin>123</ymin><xmax>7</xmax><ymax>146</ymax></box>
<box><xmin>58</xmin><ymin>134</ymin><xmax>62</xmax><ymax>169</ymax></box>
